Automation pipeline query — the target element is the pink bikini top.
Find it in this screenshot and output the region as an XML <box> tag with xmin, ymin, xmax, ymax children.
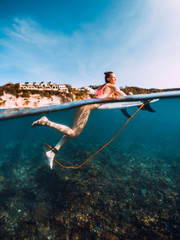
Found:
<box><xmin>95</xmin><ymin>84</ymin><xmax>107</xmax><ymax>98</ymax></box>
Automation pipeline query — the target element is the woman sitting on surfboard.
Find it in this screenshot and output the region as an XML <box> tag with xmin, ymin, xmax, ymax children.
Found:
<box><xmin>32</xmin><ymin>71</ymin><xmax>126</xmax><ymax>168</ymax></box>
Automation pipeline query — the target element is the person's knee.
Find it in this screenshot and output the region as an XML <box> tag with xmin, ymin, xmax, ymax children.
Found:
<box><xmin>70</xmin><ymin>129</ymin><xmax>81</xmax><ymax>138</ymax></box>
<box><xmin>65</xmin><ymin>129</ymin><xmax>79</xmax><ymax>138</ymax></box>
<box><xmin>71</xmin><ymin>132</ymin><xmax>79</xmax><ymax>138</ymax></box>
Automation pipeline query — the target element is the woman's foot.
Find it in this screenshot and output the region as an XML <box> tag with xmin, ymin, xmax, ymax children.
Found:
<box><xmin>46</xmin><ymin>150</ymin><xmax>55</xmax><ymax>169</ymax></box>
<box><xmin>31</xmin><ymin>116</ymin><xmax>48</xmax><ymax>128</ymax></box>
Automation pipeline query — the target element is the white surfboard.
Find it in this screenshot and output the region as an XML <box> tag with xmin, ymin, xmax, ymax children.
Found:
<box><xmin>98</xmin><ymin>99</ymin><xmax>158</xmax><ymax>110</ymax></box>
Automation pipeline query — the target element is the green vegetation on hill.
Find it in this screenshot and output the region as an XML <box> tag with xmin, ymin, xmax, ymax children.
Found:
<box><xmin>121</xmin><ymin>86</ymin><xmax>180</xmax><ymax>95</ymax></box>
<box><xmin>0</xmin><ymin>83</ymin><xmax>93</xmax><ymax>101</ymax></box>
<box><xmin>121</xmin><ymin>86</ymin><xmax>160</xmax><ymax>95</ymax></box>
<box><xmin>0</xmin><ymin>83</ymin><xmax>20</xmax><ymax>97</ymax></box>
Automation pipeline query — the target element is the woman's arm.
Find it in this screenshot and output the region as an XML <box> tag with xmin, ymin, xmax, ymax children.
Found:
<box><xmin>112</xmin><ymin>85</ymin><xmax>127</xmax><ymax>96</ymax></box>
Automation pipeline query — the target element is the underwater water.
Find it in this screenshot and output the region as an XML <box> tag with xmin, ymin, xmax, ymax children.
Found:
<box><xmin>0</xmin><ymin>98</ymin><xmax>179</xmax><ymax>240</ymax></box>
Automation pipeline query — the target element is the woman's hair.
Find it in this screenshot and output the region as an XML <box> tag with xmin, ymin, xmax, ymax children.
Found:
<box><xmin>104</xmin><ymin>71</ymin><xmax>114</xmax><ymax>83</ymax></box>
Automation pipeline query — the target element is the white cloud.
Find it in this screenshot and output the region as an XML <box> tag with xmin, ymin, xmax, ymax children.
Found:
<box><xmin>0</xmin><ymin>0</ymin><xmax>180</xmax><ymax>88</ymax></box>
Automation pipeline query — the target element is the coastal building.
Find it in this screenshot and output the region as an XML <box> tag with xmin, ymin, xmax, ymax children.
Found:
<box><xmin>20</xmin><ymin>83</ymin><xmax>37</xmax><ymax>90</ymax></box>
<box><xmin>19</xmin><ymin>83</ymin><xmax>69</xmax><ymax>92</ymax></box>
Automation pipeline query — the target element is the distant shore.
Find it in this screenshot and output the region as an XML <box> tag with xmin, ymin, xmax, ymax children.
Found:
<box><xmin>0</xmin><ymin>83</ymin><xmax>179</xmax><ymax>109</ymax></box>
<box><xmin>0</xmin><ymin>83</ymin><xmax>93</xmax><ymax>109</ymax></box>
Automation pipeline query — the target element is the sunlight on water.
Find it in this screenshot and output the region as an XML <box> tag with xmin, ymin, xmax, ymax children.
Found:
<box><xmin>0</xmin><ymin>98</ymin><xmax>179</xmax><ymax>239</ymax></box>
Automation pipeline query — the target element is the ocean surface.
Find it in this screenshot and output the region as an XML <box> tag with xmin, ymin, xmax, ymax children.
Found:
<box><xmin>0</xmin><ymin>98</ymin><xmax>179</xmax><ymax>239</ymax></box>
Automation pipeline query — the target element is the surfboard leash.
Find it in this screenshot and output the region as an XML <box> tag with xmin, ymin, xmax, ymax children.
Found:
<box><xmin>43</xmin><ymin>103</ymin><xmax>145</xmax><ymax>169</ymax></box>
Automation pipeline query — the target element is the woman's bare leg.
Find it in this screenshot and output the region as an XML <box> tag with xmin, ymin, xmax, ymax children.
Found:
<box><xmin>32</xmin><ymin>104</ymin><xmax>99</xmax><ymax>168</ymax></box>
<box><xmin>31</xmin><ymin>105</ymin><xmax>97</xmax><ymax>138</ymax></box>
<box><xmin>32</xmin><ymin>116</ymin><xmax>75</xmax><ymax>137</ymax></box>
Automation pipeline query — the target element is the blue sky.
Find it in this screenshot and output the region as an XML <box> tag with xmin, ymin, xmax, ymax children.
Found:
<box><xmin>0</xmin><ymin>0</ymin><xmax>180</xmax><ymax>88</ymax></box>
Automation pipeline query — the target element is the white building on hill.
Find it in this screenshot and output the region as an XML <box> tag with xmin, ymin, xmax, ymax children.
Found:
<box><xmin>20</xmin><ymin>83</ymin><xmax>69</xmax><ymax>92</ymax></box>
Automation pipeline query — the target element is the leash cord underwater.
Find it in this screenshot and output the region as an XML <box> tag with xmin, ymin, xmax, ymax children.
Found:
<box><xmin>43</xmin><ymin>103</ymin><xmax>145</xmax><ymax>169</ymax></box>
